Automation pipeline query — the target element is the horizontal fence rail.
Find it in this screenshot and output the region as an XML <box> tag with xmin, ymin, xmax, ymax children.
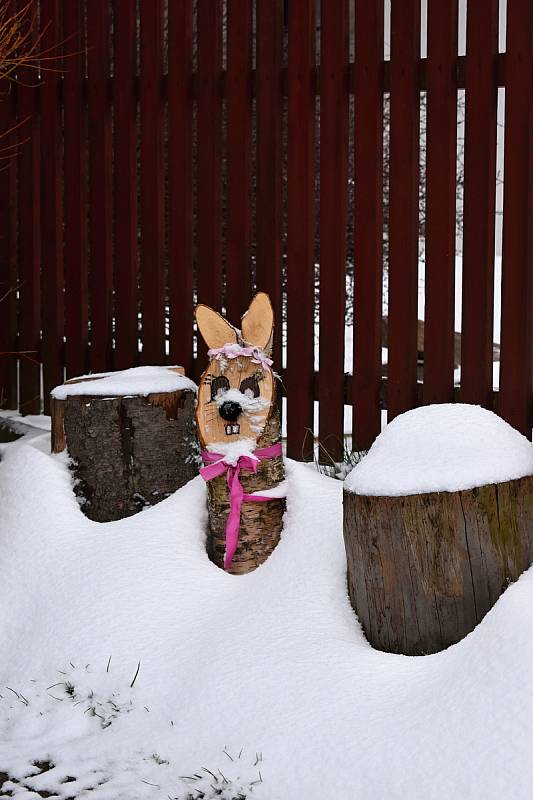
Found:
<box><xmin>0</xmin><ymin>0</ymin><xmax>531</xmax><ymax>459</ymax></box>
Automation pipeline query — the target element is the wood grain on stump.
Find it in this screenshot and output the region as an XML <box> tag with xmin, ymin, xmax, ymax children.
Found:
<box><xmin>343</xmin><ymin>475</ymin><xmax>533</xmax><ymax>655</ymax></box>
<box><xmin>51</xmin><ymin>372</ymin><xmax>197</xmax><ymax>522</ymax></box>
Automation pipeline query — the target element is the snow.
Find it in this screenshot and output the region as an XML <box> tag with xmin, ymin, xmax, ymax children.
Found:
<box><xmin>345</xmin><ymin>403</ymin><xmax>533</xmax><ymax>496</ymax></box>
<box><xmin>0</xmin><ymin>411</ymin><xmax>51</xmax><ymax>432</ymax></box>
<box><xmin>206</xmin><ymin>437</ymin><xmax>258</xmax><ymax>463</ymax></box>
<box><xmin>215</xmin><ymin>388</ymin><xmax>268</xmax><ymax>414</ymax></box>
<box><xmin>50</xmin><ymin>366</ymin><xmax>197</xmax><ymax>400</ymax></box>
<box><xmin>2</xmin><ymin>419</ymin><xmax>533</xmax><ymax>798</ymax></box>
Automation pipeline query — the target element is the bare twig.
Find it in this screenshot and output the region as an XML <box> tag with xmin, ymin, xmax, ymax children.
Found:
<box><xmin>0</xmin><ymin>3</ymin><xmax>71</xmax><ymax>85</ymax></box>
<box><xmin>0</xmin><ymin>280</ymin><xmax>24</xmax><ymax>305</ymax></box>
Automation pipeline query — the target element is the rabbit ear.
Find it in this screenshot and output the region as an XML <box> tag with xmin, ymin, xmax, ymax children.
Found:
<box><xmin>195</xmin><ymin>304</ymin><xmax>238</xmax><ymax>350</ymax></box>
<box><xmin>241</xmin><ymin>292</ymin><xmax>274</xmax><ymax>352</ymax></box>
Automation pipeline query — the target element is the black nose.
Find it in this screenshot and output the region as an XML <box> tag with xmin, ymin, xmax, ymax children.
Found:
<box><xmin>219</xmin><ymin>401</ymin><xmax>242</xmax><ymax>422</ymax></box>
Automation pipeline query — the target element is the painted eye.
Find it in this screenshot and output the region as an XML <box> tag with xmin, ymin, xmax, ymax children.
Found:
<box><xmin>210</xmin><ymin>376</ymin><xmax>230</xmax><ymax>401</ymax></box>
<box><xmin>239</xmin><ymin>377</ymin><xmax>260</xmax><ymax>399</ymax></box>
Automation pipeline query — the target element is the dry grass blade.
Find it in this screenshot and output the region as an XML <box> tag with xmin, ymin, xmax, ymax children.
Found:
<box><xmin>129</xmin><ymin>660</ymin><xmax>141</xmax><ymax>688</ymax></box>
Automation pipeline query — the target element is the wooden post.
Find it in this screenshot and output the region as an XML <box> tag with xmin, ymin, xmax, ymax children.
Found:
<box><xmin>286</xmin><ymin>0</ymin><xmax>316</xmax><ymax>461</ymax></box>
<box><xmin>51</xmin><ymin>368</ymin><xmax>197</xmax><ymax>522</ymax></box>
<box><xmin>195</xmin><ymin>293</ymin><xmax>285</xmax><ymax>575</ymax></box>
<box><xmin>344</xmin><ymin>475</ymin><xmax>533</xmax><ymax>655</ymax></box>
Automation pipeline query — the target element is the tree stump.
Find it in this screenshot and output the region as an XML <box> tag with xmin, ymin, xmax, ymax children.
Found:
<box><xmin>344</xmin><ymin>475</ymin><xmax>533</xmax><ymax>655</ymax></box>
<box><xmin>50</xmin><ymin>367</ymin><xmax>198</xmax><ymax>522</ymax></box>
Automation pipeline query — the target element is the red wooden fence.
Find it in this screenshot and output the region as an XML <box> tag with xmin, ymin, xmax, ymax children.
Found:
<box><xmin>423</xmin><ymin>0</ymin><xmax>457</xmax><ymax>407</ymax></box>
<box><xmin>0</xmin><ymin>0</ymin><xmax>532</xmax><ymax>459</ymax></box>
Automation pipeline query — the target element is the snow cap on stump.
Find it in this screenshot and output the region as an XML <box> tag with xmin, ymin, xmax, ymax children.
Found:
<box><xmin>345</xmin><ymin>403</ymin><xmax>533</xmax><ymax>497</ymax></box>
<box><xmin>51</xmin><ymin>365</ymin><xmax>197</xmax><ymax>400</ymax></box>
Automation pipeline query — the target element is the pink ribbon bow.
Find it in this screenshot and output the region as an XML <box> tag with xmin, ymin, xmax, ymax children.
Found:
<box><xmin>200</xmin><ymin>443</ymin><xmax>283</xmax><ymax>570</ymax></box>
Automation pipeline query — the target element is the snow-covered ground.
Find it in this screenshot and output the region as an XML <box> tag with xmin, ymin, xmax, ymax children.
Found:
<box><xmin>2</xmin><ymin>410</ymin><xmax>533</xmax><ymax>799</ymax></box>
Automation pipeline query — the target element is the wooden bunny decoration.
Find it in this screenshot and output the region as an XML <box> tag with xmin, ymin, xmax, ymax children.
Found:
<box><xmin>195</xmin><ymin>292</ymin><xmax>285</xmax><ymax>574</ymax></box>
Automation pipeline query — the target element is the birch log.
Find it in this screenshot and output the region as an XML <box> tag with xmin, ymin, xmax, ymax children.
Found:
<box><xmin>195</xmin><ymin>292</ymin><xmax>285</xmax><ymax>574</ymax></box>
<box><xmin>205</xmin><ymin>407</ymin><xmax>285</xmax><ymax>575</ymax></box>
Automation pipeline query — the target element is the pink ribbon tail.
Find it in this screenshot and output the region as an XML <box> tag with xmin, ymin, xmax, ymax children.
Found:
<box><xmin>200</xmin><ymin>443</ymin><xmax>283</xmax><ymax>570</ymax></box>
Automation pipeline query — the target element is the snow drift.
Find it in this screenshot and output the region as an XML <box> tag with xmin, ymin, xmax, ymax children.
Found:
<box><xmin>1</xmin><ymin>415</ymin><xmax>533</xmax><ymax>798</ymax></box>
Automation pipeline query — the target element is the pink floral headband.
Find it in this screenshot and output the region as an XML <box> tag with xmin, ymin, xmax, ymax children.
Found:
<box><xmin>207</xmin><ymin>342</ymin><xmax>273</xmax><ymax>372</ymax></box>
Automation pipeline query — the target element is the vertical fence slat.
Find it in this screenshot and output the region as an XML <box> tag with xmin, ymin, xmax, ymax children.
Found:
<box><xmin>387</xmin><ymin>0</ymin><xmax>421</xmax><ymax>421</ymax></box>
<box><xmin>197</xmin><ymin>0</ymin><xmax>222</xmax><ymax>312</ymax></box>
<box><xmin>87</xmin><ymin>0</ymin><xmax>112</xmax><ymax>373</ymax></box>
<box><xmin>423</xmin><ymin>0</ymin><xmax>458</xmax><ymax>406</ymax></box>
<box><xmin>225</xmin><ymin>0</ymin><xmax>253</xmax><ymax>322</ymax></box>
<box><xmin>319</xmin><ymin>0</ymin><xmax>349</xmax><ymax>460</ymax></box>
<box><xmin>40</xmin><ymin>0</ymin><xmax>64</xmax><ymax>410</ymax></box>
<box><xmin>114</xmin><ymin>0</ymin><xmax>138</xmax><ymax>371</ymax></box>
<box><xmin>499</xmin><ymin>0</ymin><xmax>533</xmax><ymax>436</ymax></box>
<box><xmin>16</xmin><ymin>0</ymin><xmax>41</xmax><ymax>414</ymax></box>
<box><xmin>0</xmin><ymin>79</ymin><xmax>18</xmax><ymax>409</ymax></box>
<box><xmin>286</xmin><ymin>0</ymin><xmax>315</xmax><ymax>460</ymax></box>
<box><xmin>256</xmin><ymin>0</ymin><xmax>283</xmax><ymax>369</ymax></box>
<box><xmin>352</xmin><ymin>0</ymin><xmax>384</xmax><ymax>451</ymax></box>
<box><xmin>63</xmin><ymin>0</ymin><xmax>88</xmax><ymax>379</ymax></box>
<box><xmin>460</xmin><ymin>0</ymin><xmax>498</xmax><ymax>407</ymax></box>
<box><xmin>168</xmin><ymin>0</ymin><xmax>193</xmax><ymax>374</ymax></box>
<box><xmin>139</xmin><ymin>0</ymin><xmax>165</xmax><ymax>365</ymax></box>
